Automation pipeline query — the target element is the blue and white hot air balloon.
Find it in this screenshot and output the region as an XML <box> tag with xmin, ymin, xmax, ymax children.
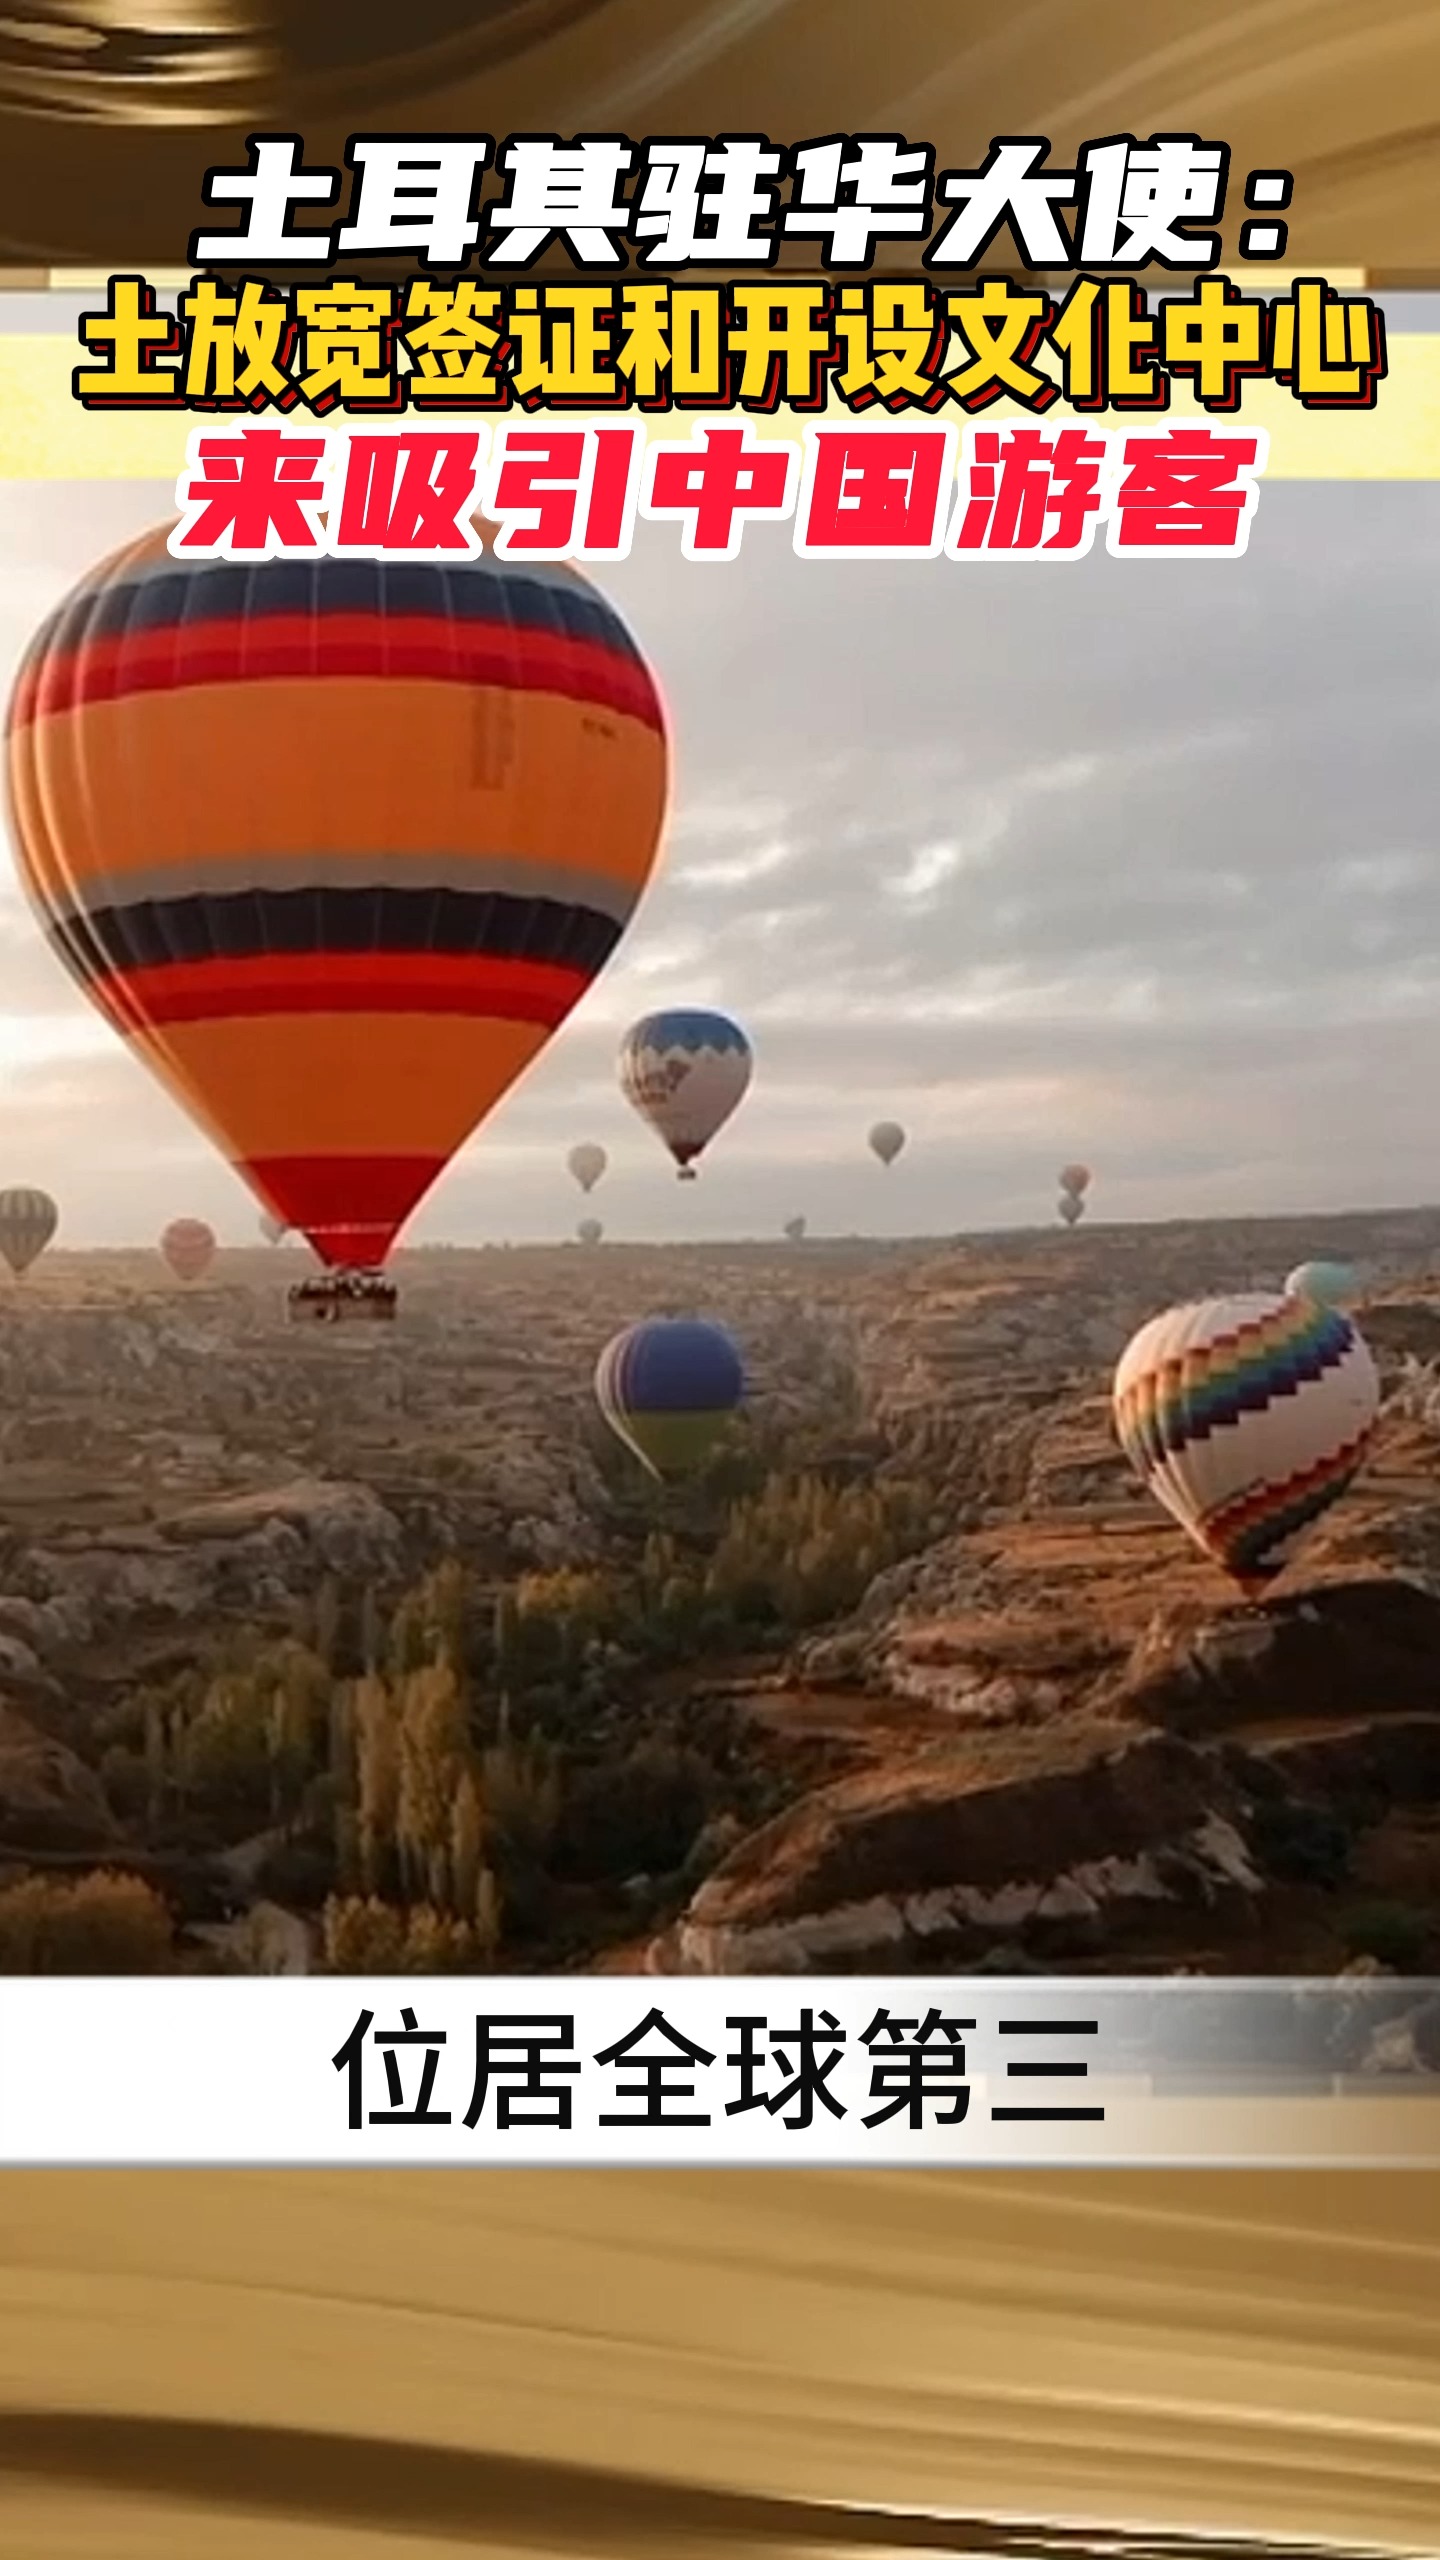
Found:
<box><xmin>618</xmin><ymin>1009</ymin><xmax>753</xmax><ymax>1179</ymax></box>
<box><xmin>1285</xmin><ymin>1258</ymin><xmax>1361</xmax><ymax>1312</ymax></box>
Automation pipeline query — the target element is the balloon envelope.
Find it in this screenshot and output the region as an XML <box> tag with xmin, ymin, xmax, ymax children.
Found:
<box><xmin>577</xmin><ymin>1216</ymin><xmax>603</xmax><ymax>1245</ymax></box>
<box><xmin>161</xmin><ymin>1217</ymin><xmax>216</xmax><ymax>1283</ymax></box>
<box><xmin>784</xmin><ymin>1215</ymin><xmax>807</xmax><ymax>1242</ymax></box>
<box><xmin>5</xmin><ymin>531</ymin><xmax>669</xmax><ymax>1273</ymax></box>
<box><xmin>1058</xmin><ymin>1195</ymin><xmax>1083</xmax><ymax>1226</ymax></box>
<box><xmin>1285</xmin><ymin>1259</ymin><xmax>1360</xmax><ymax>1312</ymax></box>
<box><xmin>1059</xmin><ymin>1163</ymin><xmax>1091</xmax><ymax>1195</ymax></box>
<box><xmin>869</xmin><ymin>1121</ymin><xmax>905</xmax><ymax>1166</ymax></box>
<box><xmin>568</xmin><ymin>1142</ymin><xmax>607</xmax><ymax>1195</ymax></box>
<box><xmin>1112</xmin><ymin>1292</ymin><xmax>1379</xmax><ymax>1593</ymax></box>
<box><xmin>595</xmin><ymin>1316</ymin><xmax>745</xmax><ymax>1478</ymax></box>
<box><xmin>619</xmin><ymin>1010</ymin><xmax>752</xmax><ymax>1177</ymax></box>
<box><xmin>0</xmin><ymin>1186</ymin><xmax>57</xmax><ymax>1276</ymax></box>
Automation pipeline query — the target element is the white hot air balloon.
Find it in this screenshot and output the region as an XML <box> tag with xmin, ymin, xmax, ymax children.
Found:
<box><xmin>568</xmin><ymin>1143</ymin><xmax>607</xmax><ymax>1196</ymax></box>
<box><xmin>1112</xmin><ymin>1292</ymin><xmax>1379</xmax><ymax>1596</ymax></box>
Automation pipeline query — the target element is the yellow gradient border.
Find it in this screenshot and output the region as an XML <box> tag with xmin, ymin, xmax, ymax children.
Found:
<box><xmin>0</xmin><ymin>273</ymin><xmax>1433</xmax><ymax>479</ymax></box>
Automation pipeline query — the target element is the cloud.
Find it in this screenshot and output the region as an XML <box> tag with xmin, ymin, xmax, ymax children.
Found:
<box><xmin>0</xmin><ymin>476</ymin><xmax>1434</xmax><ymax>1242</ymax></box>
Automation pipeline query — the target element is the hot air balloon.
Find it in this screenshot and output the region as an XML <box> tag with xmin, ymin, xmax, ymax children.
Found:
<box><xmin>577</xmin><ymin>1216</ymin><xmax>603</xmax><ymax>1245</ymax></box>
<box><xmin>784</xmin><ymin>1214</ymin><xmax>807</xmax><ymax>1243</ymax></box>
<box><xmin>595</xmin><ymin>1317</ymin><xmax>745</xmax><ymax>1478</ymax></box>
<box><xmin>1059</xmin><ymin>1163</ymin><xmax>1091</xmax><ymax>1197</ymax></box>
<box><xmin>1058</xmin><ymin>1195</ymin><xmax>1084</xmax><ymax>1227</ymax></box>
<box><xmin>259</xmin><ymin>1212</ymin><xmax>288</xmax><ymax>1245</ymax></box>
<box><xmin>869</xmin><ymin>1121</ymin><xmax>905</xmax><ymax>1167</ymax></box>
<box><xmin>0</xmin><ymin>1186</ymin><xmax>57</xmax><ymax>1277</ymax></box>
<box><xmin>619</xmin><ymin>1010</ymin><xmax>751</xmax><ymax>1179</ymax></box>
<box><xmin>568</xmin><ymin>1142</ymin><xmax>607</xmax><ymax>1196</ymax></box>
<box><xmin>1285</xmin><ymin>1259</ymin><xmax>1360</xmax><ymax>1312</ymax></box>
<box><xmin>1112</xmin><ymin>1293</ymin><xmax>1379</xmax><ymax>1597</ymax></box>
<box><xmin>161</xmin><ymin>1217</ymin><xmax>216</xmax><ymax>1284</ymax></box>
<box><xmin>6</xmin><ymin>530</ymin><xmax>669</xmax><ymax>1326</ymax></box>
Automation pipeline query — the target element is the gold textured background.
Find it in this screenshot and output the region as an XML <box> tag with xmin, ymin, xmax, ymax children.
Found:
<box><xmin>0</xmin><ymin>2169</ymin><xmax>1436</xmax><ymax>2555</ymax></box>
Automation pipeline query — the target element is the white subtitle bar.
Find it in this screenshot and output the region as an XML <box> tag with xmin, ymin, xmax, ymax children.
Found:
<box><xmin>0</xmin><ymin>1979</ymin><xmax>1435</xmax><ymax>2165</ymax></box>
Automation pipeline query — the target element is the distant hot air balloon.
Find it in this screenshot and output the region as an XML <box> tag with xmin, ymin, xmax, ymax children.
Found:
<box><xmin>5</xmin><ymin>529</ymin><xmax>669</xmax><ymax>1325</ymax></box>
<box><xmin>577</xmin><ymin>1216</ymin><xmax>603</xmax><ymax>1245</ymax></box>
<box><xmin>1112</xmin><ymin>1293</ymin><xmax>1379</xmax><ymax>1596</ymax></box>
<box><xmin>595</xmin><ymin>1317</ymin><xmax>745</xmax><ymax>1478</ymax></box>
<box><xmin>869</xmin><ymin>1121</ymin><xmax>905</xmax><ymax>1167</ymax></box>
<box><xmin>259</xmin><ymin>1212</ymin><xmax>288</xmax><ymax>1245</ymax></box>
<box><xmin>0</xmin><ymin>1186</ymin><xmax>58</xmax><ymax>1277</ymax></box>
<box><xmin>784</xmin><ymin>1214</ymin><xmax>807</xmax><ymax>1243</ymax></box>
<box><xmin>1285</xmin><ymin>1259</ymin><xmax>1361</xmax><ymax>1312</ymax></box>
<box><xmin>619</xmin><ymin>1010</ymin><xmax>751</xmax><ymax>1179</ymax></box>
<box><xmin>568</xmin><ymin>1142</ymin><xmax>607</xmax><ymax>1196</ymax></box>
<box><xmin>1058</xmin><ymin>1195</ymin><xmax>1084</xmax><ymax>1227</ymax></box>
<box><xmin>1059</xmin><ymin>1163</ymin><xmax>1091</xmax><ymax>1197</ymax></box>
<box><xmin>161</xmin><ymin>1217</ymin><xmax>216</xmax><ymax>1284</ymax></box>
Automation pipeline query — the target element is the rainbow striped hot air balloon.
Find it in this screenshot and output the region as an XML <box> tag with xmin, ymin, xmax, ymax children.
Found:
<box><xmin>161</xmin><ymin>1217</ymin><xmax>216</xmax><ymax>1284</ymax></box>
<box><xmin>0</xmin><ymin>1186</ymin><xmax>57</xmax><ymax>1277</ymax></box>
<box><xmin>595</xmin><ymin>1317</ymin><xmax>745</xmax><ymax>1478</ymax></box>
<box><xmin>5</xmin><ymin>532</ymin><xmax>669</xmax><ymax>1323</ymax></box>
<box><xmin>1112</xmin><ymin>1293</ymin><xmax>1379</xmax><ymax>1597</ymax></box>
<box><xmin>619</xmin><ymin>1010</ymin><xmax>752</xmax><ymax>1179</ymax></box>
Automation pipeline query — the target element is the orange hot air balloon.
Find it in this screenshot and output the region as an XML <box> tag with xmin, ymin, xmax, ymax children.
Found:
<box><xmin>161</xmin><ymin>1217</ymin><xmax>216</xmax><ymax>1283</ymax></box>
<box><xmin>5</xmin><ymin>531</ymin><xmax>669</xmax><ymax>1321</ymax></box>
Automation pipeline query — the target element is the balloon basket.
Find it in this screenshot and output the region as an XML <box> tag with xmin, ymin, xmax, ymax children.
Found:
<box><xmin>287</xmin><ymin>1272</ymin><xmax>398</xmax><ymax>1326</ymax></box>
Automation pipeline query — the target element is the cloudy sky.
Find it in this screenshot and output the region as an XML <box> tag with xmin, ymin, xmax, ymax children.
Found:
<box><xmin>0</xmin><ymin>461</ymin><xmax>1436</xmax><ymax>1248</ymax></box>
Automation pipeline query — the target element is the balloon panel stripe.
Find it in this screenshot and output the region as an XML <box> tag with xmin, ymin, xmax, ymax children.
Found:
<box><xmin>14</xmin><ymin>543</ymin><xmax>644</xmax><ymax>664</ymax></box>
<box><xmin>52</xmin><ymin>886</ymin><xmax>623</xmax><ymax>981</ymax></box>
<box><xmin>1205</xmin><ymin>1430</ymin><xmax>1376</xmax><ymax>1576</ymax></box>
<box><xmin>242</xmin><ymin>1153</ymin><xmax>449</xmax><ymax>1265</ymax></box>
<box><xmin>88</xmin><ymin>951</ymin><xmax>595</xmax><ymax>1030</ymax></box>
<box><xmin>10</xmin><ymin>617</ymin><xmax>662</xmax><ymax>735</ymax></box>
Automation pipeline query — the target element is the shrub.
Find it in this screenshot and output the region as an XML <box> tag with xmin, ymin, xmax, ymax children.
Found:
<box><xmin>0</xmin><ymin>1870</ymin><xmax>176</xmax><ymax>1973</ymax></box>
<box><xmin>1341</xmin><ymin>1900</ymin><xmax>1434</xmax><ymax>1970</ymax></box>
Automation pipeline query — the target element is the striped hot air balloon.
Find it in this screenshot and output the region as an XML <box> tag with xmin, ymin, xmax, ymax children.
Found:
<box><xmin>5</xmin><ymin>531</ymin><xmax>669</xmax><ymax>1321</ymax></box>
<box><xmin>0</xmin><ymin>1186</ymin><xmax>57</xmax><ymax>1276</ymax></box>
<box><xmin>161</xmin><ymin>1217</ymin><xmax>216</xmax><ymax>1283</ymax></box>
<box><xmin>619</xmin><ymin>1010</ymin><xmax>751</xmax><ymax>1178</ymax></box>
<box><xmin>1112</xmin><ymin>1293</ymin><xmax>1379</xmax><ymax>1596</ymax></box>
<box><xmin>595</xmin><ymin>1317</ymin><xmax>745</xmax><ymax>1478</ymax></box>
